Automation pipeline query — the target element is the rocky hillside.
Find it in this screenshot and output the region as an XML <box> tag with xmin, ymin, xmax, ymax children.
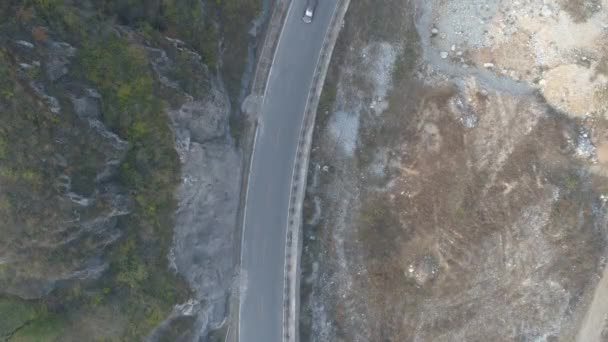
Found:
<box><xmin>0</xmin><ymin>0</ymin><xmax>259</xmax><ymax>340</ymax></box>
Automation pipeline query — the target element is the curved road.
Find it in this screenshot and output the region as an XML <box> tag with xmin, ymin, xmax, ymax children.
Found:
<box><xmin>238</xmin><ymin>0</ymin><xmax>339</xmax><ymax>341</ymax></box>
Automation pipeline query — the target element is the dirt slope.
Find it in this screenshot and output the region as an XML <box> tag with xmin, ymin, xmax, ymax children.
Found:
<box><xmin>301</xmin><ymin>0</ymin><xmax>608</xmax><ymax>340</ymax></box>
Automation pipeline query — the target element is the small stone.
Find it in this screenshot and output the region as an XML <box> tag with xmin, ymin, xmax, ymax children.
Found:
<box><xmin>483</xmin><ymin>62</ymin><xmax>495</xmax><ymax>68</ymax></box>
<box><xmin>440</xmin><ymin>51</ymin><xmax>449</xmax><ymax>59</ymax></box>
<box><xmin>431</xmin><ymin>27</ymin><xmax>439</xmax><ymax>35</ymax></box>
<box><xmin>87</xmin><ymin>88</ymin><xmax>102</xmax><ymax>98</ymax></box>
<box><xmin>451</xmin><ymin>44</ymin><xmax>456</xmax><ymax>51</ymax></box>
<box><xmin>16</xmin><ymin>40</ymin><xmax>34</xmax><ymax>49</ymax></box>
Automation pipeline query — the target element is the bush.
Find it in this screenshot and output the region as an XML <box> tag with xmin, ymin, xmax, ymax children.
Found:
<box><xmin>0</xmin><ymin>297</ymin><xmax>41</xmax><ymax>337</ymax></box>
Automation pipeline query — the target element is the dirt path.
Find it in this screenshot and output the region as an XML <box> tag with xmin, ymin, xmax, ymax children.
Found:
<box><xmin>576</xmin><ymin>265</ymin><xmax>608</xmax><ymax>342</ymax></box>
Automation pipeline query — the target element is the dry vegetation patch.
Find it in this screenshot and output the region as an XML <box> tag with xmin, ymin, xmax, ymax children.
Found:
<box><xmin>301</xmin><ymin>0</ymin><xmax>608</xmax><ymax>340</ymax></box>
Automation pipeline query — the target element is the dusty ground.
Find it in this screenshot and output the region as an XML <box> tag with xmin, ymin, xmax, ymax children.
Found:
<box><xmin>301</xmin><ymin>0</ymin><xmax>608</xmax><ymax>341</ymax></box>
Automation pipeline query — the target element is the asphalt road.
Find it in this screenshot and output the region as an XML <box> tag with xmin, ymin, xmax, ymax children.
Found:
<box><xmin>238</xmin><ymin>0</ymin><xmax>339</xmax><ymax>341</ymax></box>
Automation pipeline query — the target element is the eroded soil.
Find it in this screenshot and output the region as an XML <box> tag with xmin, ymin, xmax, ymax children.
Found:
<box><xmin>301</xmin><ymin>0</ymin><xmax>608</xmax><ymax>340</ymax></box>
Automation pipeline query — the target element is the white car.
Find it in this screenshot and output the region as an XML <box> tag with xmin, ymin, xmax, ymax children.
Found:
<box><xmin>302</xmin><ymin>0</ymin><xmax>318</xmax><ymax>24</ymax></box>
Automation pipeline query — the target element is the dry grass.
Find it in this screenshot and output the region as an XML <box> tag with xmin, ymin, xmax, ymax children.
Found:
<box><xmin>301</xmin><ymin>0</ymin><xmax>608</xmax><ymax>340</ymax></box>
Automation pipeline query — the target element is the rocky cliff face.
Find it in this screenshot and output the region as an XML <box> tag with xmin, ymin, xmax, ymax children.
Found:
<box><xmin>147</xmin><ymin>36</ymin><xmax>243</xmax><ymax>341</ymax></box>
<box><xmin>0</xmin><ymin>0</ymin><xmax>258</xmax><ymax>340</ymax></box>
<box><xmin>1</xmin><ymin>30</ymin><xmax>134</xmax><ymax>294</ymax></box>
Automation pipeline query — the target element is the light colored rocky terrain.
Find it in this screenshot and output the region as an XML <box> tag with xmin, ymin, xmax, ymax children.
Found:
<box><xmin>301</xmin><ymin>0</ymin><xmax>608</xmax><ymax>340</ymax></box>
<box><xmin>147</xmin><ymin>38</ymin><xmax>243</xmax><ymax>341</ymax></box>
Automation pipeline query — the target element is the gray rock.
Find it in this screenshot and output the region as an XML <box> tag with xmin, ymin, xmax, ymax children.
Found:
<box><xmin>46</xmin><ymin>41</ymin><xmax>76</xmax><ymax>82</ymax></box>
<box><xmin>30</xmin><ymin>81</ymin><xmax>61</xmax><ymax>113</ymax></box>
<box><xmin>171</xmin><ymin>140</ymin><xmax>241</xmax><ymax>338</ymax></box>
<box><xmin>71</xmin><ymin>95</ymin><xmax>101</xmax><ymax>119</ymax></box>
<box><xmin>171</xmin><ymin>83</ymin><xmax>230</xmax><ymax>144</ymax></box>
<box><xmin>166</xmin><ymin>65</ymin><xmax>241</xmax><ymax>339</ymax></box>
<box><xmin>145</xmin><ymin>29</ymin><xmax>243</xmax><ymax>340</ymax></box>
<box><xmin>15</xmin><ymin>40</ymin><xmax>34</xmax><ymax>49</ymax></box>
<box><xmin>241</xmin><ymin>93</ymin><xmax>263</xmax><ymax>118</ymax></box>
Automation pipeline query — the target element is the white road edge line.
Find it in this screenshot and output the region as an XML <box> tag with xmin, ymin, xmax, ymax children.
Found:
<box><xmin>264</xmin><ymin>0</ymin><xmax>295</xmax><ymax>101</ymax></box>
<box><xmin>281</xmin><ymin>1</ymin><xmax>346</xmax><ymax>341</ymax></box>
<box><xmin>237</xmin><ymin>124</ymin><xmax>259</xmax><ymax>337</ymax></box>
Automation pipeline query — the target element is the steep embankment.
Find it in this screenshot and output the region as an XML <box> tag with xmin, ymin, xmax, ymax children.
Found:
<box><xmin>0</xmin><ymin>0</ymin><xmax>259</xmax><ymax>340</ymax></box>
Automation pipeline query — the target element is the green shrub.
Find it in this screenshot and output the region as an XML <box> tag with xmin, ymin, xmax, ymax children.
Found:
<box><xmin>10</xmin><ymin>313</ymin><xmax>64</xmax><ymax>342</ymax></box>
<box><xmin>0</xmin><ymin>297</ymin><xmax>41</xmax><ymax>337</ymax></box>
<box><xmin>0</xmin><ymin>137</ymin><xmax>7</xmax><ymax>159</ymax></box>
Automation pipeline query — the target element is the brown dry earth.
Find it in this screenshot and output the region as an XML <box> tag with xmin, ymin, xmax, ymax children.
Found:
<box><xmin>301</xmin><ymin>0</ymin><xmax>608</xmax><ymax>341</ymax></box>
